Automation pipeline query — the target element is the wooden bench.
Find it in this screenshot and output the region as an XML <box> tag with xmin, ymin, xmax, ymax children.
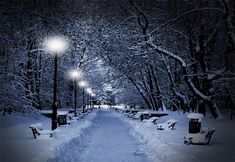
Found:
<box><xmin>29</xmin><ymin>123</ymin><xmax>53</xmax><ymax>139</ymax></box>
<box><xmin>168</xmin><ymin>122</ymin><xmax>177</xmax><ymax>130</ymax></box>
<box><xmin>186</xmin><ymin>129</ymin><xmax>216</xmax><ymax>145</ymax></box>
<box><xmin>205</xmin><ymin>129</ymin><xmax>216</xmax><ymax>145</ymax></box>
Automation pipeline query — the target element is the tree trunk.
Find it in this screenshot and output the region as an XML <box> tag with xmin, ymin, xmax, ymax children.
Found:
<box><xmin>147</xmin><ymin>42</ymin><xmax>223</xmax><ymax>118</ymax></box>
<box><xmin>128</xmin><ymin>76</ymin><xmax>152</xmax><ymax>109</ymax></box>
<box><xmin>162</xmin><ymin>55</ymin><xmax>187</xmax><ymax>111</ymax></box>
<box><xmin>149</xmin><ymin>65</ymin><xmax>164</xmax><ymax>110</ymax></box>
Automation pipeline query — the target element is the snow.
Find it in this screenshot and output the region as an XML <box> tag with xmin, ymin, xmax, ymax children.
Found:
<box><xmin>133</xmin><ymin>110</ymin><xmax>168</xmax><ymax>119</ymax></box>
<box><xmin>156</xmin><ymin>119</ymin><xmax>178</xmax><ymax>130</ymax></box>
<box><xmin>207</xmin><ymin>69</ymin><xmax>224</xmax><ymax>80</ymax></box>
<box><xmin>143</xmin><ymin>117</ymin><xmax>159</xmax><ymax>124</ymax></box>
<box><xmin>40</xmin><ymin>110</ymin><xmax>70</xmax><ymax>115</ymax></box>
<box><xmin>141</xmin><ymin>110</ymin><xmax>168</xmax><ymax>115</ymax></box>
<box><xmin>115</xmin><ymin>110</ymin><xmax>235</xmax><ymax>162</ymax></box>
<box><xmin>0</xmin><ymin>110</ymin><xmax>97</xmax><ymax>162</ymax></box>
<box><xmin>187</xmin><ymin>113</ymin><xmax>204</xmax><ymax>119</ymax></box>
<box><xmin>184</xmin><ymin>127</ymin><xmax>212</xmax><ymax>144</ymax></box>
<box><xmin>49</xmin><ymin>109</ymin><xmax>148</xmax><ymax>162</ymax></box>
<box><xmin>0</xmin><ymin>109</ymin><xmax>235</xmax><ymax>162</ymax></box>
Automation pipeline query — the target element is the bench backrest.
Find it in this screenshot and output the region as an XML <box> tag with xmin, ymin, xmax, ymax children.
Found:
<box><xmin>30</xmin><ymin>123</ymin><xmax>43</xmax><ymax>130</ymax></box>
<box><xmin>166</xmin><ymin>119</ymin><xmax>177</xmax><ymax>125</ymax></box>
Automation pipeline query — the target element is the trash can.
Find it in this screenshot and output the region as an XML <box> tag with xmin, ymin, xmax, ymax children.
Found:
<box><xmin>58</xmin><ymin>115</ymin><xmax>67</xmax><ymax>126</ymax></box>
<box><xmin>189</xmin><ymin>119</ymin><xmax>201</xmax><ymax>133</ymax></box>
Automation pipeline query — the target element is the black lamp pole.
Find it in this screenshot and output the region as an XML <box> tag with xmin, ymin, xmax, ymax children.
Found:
<box><xmin>74</xmin><ymin>80</ymin><xmax>78</xmax><ymax>116</ymax></box>
<box><xmin>51</xmin><ymin>54</ymin><xmax>58</xmax><ymax>130</ymax></box>
<box><xmin>88</xmin><ymin>93</ymin><xmax>90</xmax><ymax>109</ymax></box>
<box><xmin>89</xmin><ymin>93</ymin><xmax>91</xmax><ymax>109</ymax></box>
<box><xmin>82</xmin><ymin>88</ymin><xmax>85</xmax><ymax>113</ymax></box>
<box><xmin>91</xmin><ymin>96</ymin><xmax>93</xmax><ymax>109</ymax></box>
<box><xmin>87</xmin><ymin>93</ymin><xmax>90</xmax><ymax>109</ymax></box>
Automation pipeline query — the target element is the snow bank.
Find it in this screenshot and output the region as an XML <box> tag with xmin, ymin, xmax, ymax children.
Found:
<box><xmin>115</xmin><ymin>112</ymin><xmax>194</xmax><ymax>162</ymax></box>
<box><xmin>0</xmin><ymin>110</ymin><xmax>97</xmax><ymax>162</ymax></box>
<box><xmin>34</xmin><ymin>110</ymin><xmax>97</xmax><ymax>162</ymax></box>
<box><xmin>114</xmin><ymin>110</ymin><xmax>235</xmax><ymax>162</ymax></box>
<box><xmin>187</xmin><ymin>113</ymin><xmax>204</xmax><ymax>119</ymax></box>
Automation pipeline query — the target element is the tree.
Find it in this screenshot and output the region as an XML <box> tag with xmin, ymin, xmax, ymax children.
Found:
<box><xmin>125</xmin><ymin>0</ymin><xmax>235</xmax><ymax>118</ymax></box>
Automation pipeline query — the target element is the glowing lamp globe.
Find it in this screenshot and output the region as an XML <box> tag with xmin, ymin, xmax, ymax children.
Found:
<box><xmin>69</xmin><ymin>70</ymin><xmax>82</xmax><ymax>80</ymax></box>
<box><xmin>86</xmin><ymin>88</ymin><xmax>92</xmax><ymax>94</ymax></box>
<box><xmin>44</xmin><ymin>36</ymin><xmax>68</xmax><ymax>55</ymax></box>
<box><xmin>79</xmin><ymin>81</ymin><xmax>88</xmax><ymax>87</ymax></box>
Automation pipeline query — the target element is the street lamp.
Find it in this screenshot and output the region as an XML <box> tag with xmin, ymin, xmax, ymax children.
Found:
<box><xmin>86</xmin><ymin>88</ymin><xmax>92</xmax><ymax>109</ymax></box>
<box><xmin>69</xmin><ymin>70</ymin><xmax>82</xmax><ymax>116</ymax></box>
<box><xmin>44</xmin><ymin>36</ymin><xmax>68</xmax><ymax>130</ymax></box>
<box><xmin>79</xmin><ymin>81</ymin><xmax>87</xmax><ymax>113</ymax></box>
<box><xmin>90</xmin><ymin>92</ymin><xmax>95</xmax><ymax>109</ymax></box>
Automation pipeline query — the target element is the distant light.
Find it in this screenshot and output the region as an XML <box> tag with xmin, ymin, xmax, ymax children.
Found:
<box><xmin>69</xmin><ymin>70</ymin><xmax>82</xmax><ymax>79</ymax></box>
<box><xmin>86</xmin><ymin>88</ymin><xmax>92</xmax><ymax>94</ymax></box>
<box><xmin>79</xmin><ymin>81</ymin><xmax>88</xmax><ymax>87</ymax></box>
<box><xmin>44</xmin><ymin>36</ymin><xmax>68</xmax><ymax>55</ymax></box>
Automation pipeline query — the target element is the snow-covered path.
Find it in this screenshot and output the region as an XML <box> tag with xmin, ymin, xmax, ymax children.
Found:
<box><xmin>48</xmin><ymin>109</ymin><xmax>149</xmax><ymax>162</ymax></box>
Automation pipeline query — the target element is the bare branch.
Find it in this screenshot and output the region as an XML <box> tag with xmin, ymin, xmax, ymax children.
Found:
<box><xmin>149</xmin><ymin>8</ymin><xmax>223</xmax><ymax>36</ymax></box>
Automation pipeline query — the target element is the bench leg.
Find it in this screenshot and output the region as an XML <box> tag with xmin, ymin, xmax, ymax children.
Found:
<box><xmin>30</xmin><ymin>127</ymin><xmax>40</xmax><ymax>139</ymax></box>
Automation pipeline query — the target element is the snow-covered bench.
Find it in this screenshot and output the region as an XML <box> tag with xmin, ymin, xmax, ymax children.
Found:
<box><xmin>184</xmin><ymin>127</ymin><xmax>216</xmax><ymax>145</ymax></box>
<box><xmin>143</xmin><ymin>117</ymin><xmax>159</xmax><ymax>124</ymax></box>
<box><xmin>156</xmin><ymin>119</ymin><xmax>178</xmax><ymax>130</ymax></box>
<box><xmin>29</xmin><ymin>123</ymin><xmax>53</xmax><ymax>139</ymax></box>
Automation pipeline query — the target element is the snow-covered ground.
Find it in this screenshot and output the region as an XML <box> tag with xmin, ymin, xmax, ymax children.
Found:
<box><xmin>0</xmin><ymin>108</ymin><xmax>235</xmax><ymax>162</ymax></box>
<box><xmin>48</xmin><ymin>109</ymin><xmax>148</xmax><ymax>162</ymax></box>
<box><xmin>115</xmin><ymin>110</ymin><xmax>235</xmax><ymax>162</ymax></box>
<box><xmin>0</xmin><ymin>110</ymin><xmax>97</xmax><ymax>162</ymax></box>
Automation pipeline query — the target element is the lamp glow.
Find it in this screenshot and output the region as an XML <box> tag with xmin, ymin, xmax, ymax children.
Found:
<box><xmin>79</xmin><ymin>81</ymin><xmax>88</xmax><ymax>87</ymax></box>
<box><xmin>69</xmin><ymin>70</ymin><xmax>82</xmax><ymax>79</ymax></box>
<box><xmin>86</xmin><ymin>88</ymin><xmax>92</xmax><ymax>94</ymax></box>
<box><xmin>44</xmin><ymin>36</ymin><xmax>68</xmax><ymax>55</ymax></box>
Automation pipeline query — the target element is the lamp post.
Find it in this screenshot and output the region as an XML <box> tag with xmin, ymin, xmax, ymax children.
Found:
<box><xmin>44</xmin><ymin>36</ymin><xmax>68</xmax><ymax>130</ymax></box>
<box><xmin>79</xmin><ymin>81</ymin><xmax>87</xmax><ymax>113</ymax></box>
<box><xmin>69</xmin><ymin>70</ymin><xmax>82</xmax><ymax>116</ymax></box>
<box><xmin>91</xmin><ymin>93</ymin><xmax>95</xmax><ymax>109</ymax></box>
<box><xmin>86</xmin><ymin>88</ymin><xmax>92</xmax><ymax>109</ymax></box>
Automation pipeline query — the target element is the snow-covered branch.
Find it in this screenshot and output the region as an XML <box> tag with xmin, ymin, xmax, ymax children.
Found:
<box><xmin>147</xmin><ymin>39</ymin><xmax>222</xmax><ymax>118</ymax></box>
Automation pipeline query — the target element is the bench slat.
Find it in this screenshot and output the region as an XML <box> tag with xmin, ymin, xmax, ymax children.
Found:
<box><xmin>29</xmin><ymin>124</ymin><xmax>53</xmax><ymax>139</ymax></box>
